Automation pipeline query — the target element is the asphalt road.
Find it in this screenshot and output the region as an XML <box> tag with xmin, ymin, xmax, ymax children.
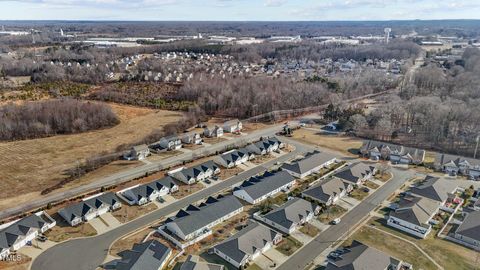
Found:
<box><xmin>31</xmin><ymin>139</ymin><xmax>313</xmax><ymax>270</ymax></box>
<box><xmin>276</xmin><ymin>167</ymin><xmax>417</xmax><ymax>270</ymax></box>
<box><xmin>0</xmin><ymin>125</ymin><xmax>284</xmax><ymax>221</ymax></box>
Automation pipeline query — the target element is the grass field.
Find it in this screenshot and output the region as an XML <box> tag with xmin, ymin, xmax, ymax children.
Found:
<box><xmin>291</xmin><ymin>129</ymin><xmax>362</xmax><ymax>156</ymax></box>
<box><xmin>0</xmin><ymin>103</ymin><xmax>183</xmax><ymax>211</ymax></box>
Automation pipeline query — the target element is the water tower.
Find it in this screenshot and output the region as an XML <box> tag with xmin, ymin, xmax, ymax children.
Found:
<box><xmin>384</xmin><ymin>28</ymin><xmax>392</xmax><ymax>44</ymax></box>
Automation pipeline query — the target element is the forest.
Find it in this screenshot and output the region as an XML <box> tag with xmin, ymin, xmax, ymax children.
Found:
<box><xmin>0</xmin><ymin>99</ymin><xmax>119</xmax><ymax>141</ymax></box>
<box><xmin>349</xmin><ymin>47</ymin><xmax>480</xmax><ymax>156</ymax></box>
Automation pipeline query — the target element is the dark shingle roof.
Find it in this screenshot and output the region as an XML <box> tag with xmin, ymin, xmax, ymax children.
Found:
<box><xmin>409</xmin><ymin>175</ymin><xmax>455</xmax><ymax>202</ymax></box>
<box><xmin>262</xmin><ymin>198</ymin><xmax>318</xmax><ymax>230</ymax></box>
<box><xmin>302</xmin><ymin>178</ymin><xmax>351</xmax><ymax>203</ymax></box>
<box><xmin>214</xmin><ymin>221</ymin><xmax>280</xmax><ymax>265</ymax></box>
<box><xmin>0</xmin><ymin>214</ymin><xmax>49</xmax><ymax>250</ymax></box>
<box><xmin>281</xmin><ymin>151</ymin><xmax>337</xmax><ymax>175</ymax></box>
<box><xmin>180</xmin><ymin>255</ymin><xmax>225</xmax><ymax>270</ymax></box>
<box><xmin>234</xmin><ymin>171</ymin><xmax>296</xmax><ymax>201</ymax></box>
<box><xmin>456</xmin><ymin>210</ymin><xmax>480</xmax><ymax>242</ymax></box>
<box><xmin>123</xmin><ymin>176</ymin><xmax>177</xmax><ymax>201</ymax></box>
<box><xmin>333</xmin><ymin>162</ymin><xmax>375</xmax><ymax>184</ymax></box>
<box><xmin>390</xmin><ymin>196</ymin><xmax>440</xmax><ymax>226</ymax></box>
<box><xmin>116</xmin><ymin>240</ymin><xmax>171</xmax><ymax>270</ymax></box>
<box><xmin>166</xmin><ymin>195</ymin><xmax>243</xmax><ymax>237</ymax></box>
<box><xmin>58</xmin><ymin>192</ymin><xmax>120</xmax><ymax>222</ymax></box>
<box><xmin>435</xmin><ymin>153</ymin><xmax>480</xmax><ymax>169</ymax></box>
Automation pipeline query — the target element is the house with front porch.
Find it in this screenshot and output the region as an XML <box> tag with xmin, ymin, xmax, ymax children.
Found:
<box><xmin>233</xmin><ymin>171</ymin><xmax>296</xmax><ymax>204</ymax></box>
<box><xmin>223</xmin><ymin>119</ymin><xmax>243</xmax><ymax>133</ymax></box>
<box><xmin>302</xmin><ymin>178</ymin><xmax>353</xmax><ymax>206</ymax></box>
<box><xmin>168</xmin><ymin>160</ymin><xmax>220</xmax><ymax>184</ymax></box>
<box><xmin>58</xmin><ymin>192</ymin><xmax>122</xmax><ymax>226</ymax></box>
<box><xmin>0</xmin><ymin>211</ymin><xmax>56</xmax><ymax>260</ymax></box>
<box><xmin>181</xmin><ymin>132</ymin><xmax>202</xmax><ymax>145</ymax></box>
<box><xmin>215</xmin><ymin>149</ymin><xmax>250</xmax><ymax>168</ymax></box>
<box><xmin>120</xmin><ymin>176</ymin><xmax>178</xmax><ymax>205</ymax></box>
<box><xmin>434</xmin><ymin>153</ymin><xmax>480</xmax><ymax>179</ymax></box>
<box><xmin>156</xmin><ymin>135</ymin><xmax>182</xmax><ymax>151</ymax></box>
<box><xmin>333</xmin><ymin>162</ymin><xmax>376</xmax><ymax>186</ymax></box>
<box><xmin>360</xmin><ymin>140</ymin><xmax>425</xmax><ymax>165</ymax></box>
<box><xmin>213</xmin><ymin>221</ymin><xmax>282</xmax><ymax>269</ymax></box>
<box><xmin>203</xmin><ymin>125</ymin><xmax>224</xmax><ymax>138</ymax></box>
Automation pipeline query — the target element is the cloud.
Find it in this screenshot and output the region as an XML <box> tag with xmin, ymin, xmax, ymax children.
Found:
<box><xmin>264</xmin><ymin>0</ymin><xmax>286</xmax><ymax>7</ymax></box>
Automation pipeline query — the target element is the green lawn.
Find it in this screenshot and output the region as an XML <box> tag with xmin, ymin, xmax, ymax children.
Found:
<box><xmin>276</xmin><ymin>236</ymin><xmax>303</xmax><ymax>256</ymax></box>
<box><xmin>318</xmin><ymin>205</ymin><xmax>347</xmax><ymax>224</ymax></box>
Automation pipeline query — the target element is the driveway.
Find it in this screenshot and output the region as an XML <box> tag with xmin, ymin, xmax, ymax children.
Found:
<box><xmin>291</xmin><ymin>230</ymin><xmax>312</xmax><ymax>244</ymax></box>
<box><xmin>255</xmin><ymin>248</ymin><xmax>287</xmax><ymax>269</ymax></box>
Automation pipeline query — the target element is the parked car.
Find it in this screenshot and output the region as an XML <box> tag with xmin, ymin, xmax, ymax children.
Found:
<box><xmin>204</xmin><ymin>179</ymin><xmax>212</xmax><ymax>184</ymax></box>
<box><xmin>37</xmin><ymin>235</ymin><xmax>48</xmax><ymax>242</ymax></box>
<box><xmin>331</xmin><ymin>218</ymin><xmax>341</xmax><ymax>225</ymax></box>
<box><xmin>157</xmin><ymin>197</ymin><xmax>165</xmax><ymax>203</ymax></box>
<box><xmin>363</xmin><ymin>187</ymin><xmax>370</xmax><ymax>192</ymax></box>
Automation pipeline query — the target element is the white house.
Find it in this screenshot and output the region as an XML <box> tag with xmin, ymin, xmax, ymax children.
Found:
<box><xmin>255</xmin><ymin>198</ymin><xmax>320</xmax><ymax>234</ymax></box>
<box><xmin>360</xmin><ymin>140</ymin><xmax>425</xmax><ymax>165</ymax></box>
<box><xmin>119</xmin><ymin>177</ymin><xmax>178</xmax><ymax>205</ymax></box>
<box><xmin>157</xmin><ymin>135</ymin><xmax>182</xmax><ymax>151</ymax></box>
<box><xmin>124</xmin><ymin>144</ymin><xmax>150</xmax><ymax>161</ymax></box>
<box><xmin>168</xmin><ymin>160</ymin><xmax>220</xmax><ymax>185</ymax></box>
<box><xmin>223</xmin><ymin>119</ymin><xmax>243</xmax><ymax>133</ymax></box>
<box><xmin>215</xmin><ymin>149</ymin><xmax>250</xmax><ymax>168</ymax></box>
<box><xmin>0</xmin><ymin>212</ymin><xmax>56</xmax><ymax>260</ymax></box>
<box><xmin>233</xmin><ymin>171</ymin><xmax>296</xmax><ymax>204</ymax></box>
<box><xmin>281</xmin><ymin>151</ymin><xmax>338</xmax><ymax>179</ymax></box>
<box><xmin>302</xmin><ymin>178</ymin><xmax>353</xmax><ymax>206</ymax></box>
<box><xmin>435</xmin><ymin>154</ymin><xmax>480</xmax><ymax>179</ymax></box>
<box><xmin>181</xmin><ymin>132</ymin><xmax>202</xmax><ymax>145</ymax></box>
<box><xmin>213</xmin><ymin>221</ymin><xmax>282</xmax><ymax>269</ymax></box>
<box><xmin>58</xmin><ymin>192</ymin><xmax>122</xmax><ymax>226</ymax></box>
<box><xmin>333</xmin><ymin>162</ymin><xmax>376</xmax><ymax>186</ymax></box>
<box><xmin>203</xmin><ymin>125</ymin><xmax>224</xmax><ymax>138</ymax></box>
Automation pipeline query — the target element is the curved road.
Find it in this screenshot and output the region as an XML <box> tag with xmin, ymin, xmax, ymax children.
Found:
<box><xmin>32</xmin><ymin>140</ymin><xmax>311</xmax><ymax>270</ymax></box>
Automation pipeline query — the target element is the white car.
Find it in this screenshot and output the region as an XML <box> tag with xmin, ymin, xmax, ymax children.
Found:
<box><xmin>331</xmin><ymin>218</ymin><xmax>341</xmax><ymax>225</ymax></box>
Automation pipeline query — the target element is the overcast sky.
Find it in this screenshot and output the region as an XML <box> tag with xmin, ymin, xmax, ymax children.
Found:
<box><xmin>1</xmin><ymin>0</ymin><xmax>479</xmax><ymax>21</ymax></box>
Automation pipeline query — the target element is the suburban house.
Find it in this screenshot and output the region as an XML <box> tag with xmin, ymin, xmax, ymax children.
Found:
<box><xmin>387</xmin><ymin>195</ymin><xmax>441</xmax><ymax>238</ymax></box>
<box><xmin>213</xmin><ymin>221</ymin><xmax>282</xmax><ymax>269</ymax></box>
<box><xmin>326</xmin><ymin>240</ymin><xmax>408</xmax><ymax>270</ymax></box>
<box><xmin>454</xmin><ymin>210</ymin><xmax>480</xmax><ymax>249</ymax></box>
<box><xmin>120</xmin><ymin>176</ymin><xmax>178</xmax><ymax>205</ymax></box>
<box><xmin>159</xmin><ymin>195</ymin><xmax>244</xmax><ymax>248</ymax></box>
<box><xmin>115</xmin><ymin>240</ymin><xmax>172</xmax><ymax>270</ymax></box>
<box><xmin>233</xmin><ymin>171</ymin><xmax>296</xmax><ymax>204</ymax></box>
<box><xmin>409</xmin><ymin>175</ymin><xmax>457</xmax><ymax>204</ymax></box>
<box><xmin>124</xmin><ymin>144</ymin><xmax>151</xmax><ymax>161</ymax></box>
<box><xmin>168</xmin><ymin>160</ymin><xmax>220</xmax><ymax>184</ymax></box>
<box><xmin>333</xmin><ymin>162</ymin><xmax>376</xmax><ymax>186</ymax></box>
<box><xmin>203</xmin><ymin>125</ymin><xmax>224</xmax><ymax>138</ymax></box>
<box><xmin>434</xmin><ymin>153</ymin><xmax>480</xmax><ymax>179</ymax></box>
<box><xmin>155</xmin><ymin>135</ymin><xmax>182</xmax><ymax>151</ymax></box>
<box><xmin>246</xmin><ymin>137</ymin><xmax>283</xmax><ymax>155</ymax></box>
<box><xmin>58</xmin><ymin>192</ymin><xmax>122</xmax><ymax>226</ymax></box>
<box><xmin>254</xmin><ymin>198</ymin><xmax>320</xmax><ymax>234</ymax></box>
<box><xmin>360</xmin><ymin>140</ymin><xmax>426</xmax><ymax>165</ymax></box>
<box><xmin>302</xmin><ymin>178</ymin><xmax>353</xmax><ymax>206</ymax></box>
<box><xmin>180</xmin><ymin>255</ymin><xmax>225</xmax><ymax>270</ymax></box>
<box><xmin>0</xmin><ymin>212</ymin><xmax>56</xmax><ymax>260</ymax></box>
<box><xmin>215</xmin><ymin>149</ymin><xmax>250</xmax><ymax>168</ymax></box>
<box><xmin>181</xmin><ymin>132</ymin><xmax>202</xmax><ymax>145</ymax></box>
<box><xmin>281</xmin><ymin>151</ymin><xmax>339</xmax><ymax>179</ymax></box>
<box><xmin>223</xmin><ymin>119</ymin><xmax>243</xmax><ymax>133</ymax></box>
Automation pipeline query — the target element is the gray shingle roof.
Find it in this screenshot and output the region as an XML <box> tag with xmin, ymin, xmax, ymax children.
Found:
<box><xmin>0</xmin><ymin>214</ymin><xmax>50</xmax><ymax>250</ymax></box>
<box><xmin>262</xmin><ymin>198</ymin><xmax>318</xmax><ymax>230</ymax></box>
<box><xmin>123</xmin><ymin>176</ymin><xmax>177</xmax><ymax>201</ymax></box>
<box><xmin>281</xmin><ymin>151</ymin><xmax>337</xmax><ymax>175</ymax></box>
<box><xmin>409</xmin><ymin>175</ymin><xmax>455</xmax><ymax>202</ymax></box>
<box><xmin>116</xmin><ymin>240</ymin><xmax>171</xmax><ymax>270</ymax></box>
<box><xmin>180</xmin><ymin>255</ymin><xmax>225</xmax><ymax>270</ymax></box>
<box><xmin>326</xmin><ymin>240</ymin><xmax>399</xmax><ymax>270</ymax></box>
<box><xmin>214</xmin><ymin>221</ymin><xmax>280</xmax><ymax>265</ymax></box>
<box><xmin>435</xmin><ymin>153</ymin><xmax>480</xmax><ymax>169</ymax></box>
<box><xmin>333</xmin><ymin>162</ymin><xmax>375</xmax><ymax>184</ymax></box>
<box><xmin>166</xmin><ymin>195</ymin><xmax>243</xmax><ymax>237</ymax></box>
<box><xmin>234</xmin><ymin>171</ymin><xmax>296</xmax><ymax>201</ymax></box>
<box><xmin>302</xmin><ymin>178</ymin><xmax>351</xmax><ymax>204</ymax></box>
<box><xmin>456</xmin><ymin>210</ymin><xmax>480</xmax><ymax>242</ymax></box>
<box><xmin>361</xmin><ymin>140</ymin><xmax>425</xmax><ymax>161</ymax></box>
<box><xmin>58</xmin><ymin>192</ymin><xmax>120</xmax><ymax>222</ymax></box>
<box><xmin>173</xmin><ymin>161</ymin><xmax>219</xmax><ymax>181</ymax></box>
<box><xmin>390</xmin><ymin>196</ymin><xmax>440</xmax><ymax>226</ymax></box>
<box><xmin>219</xmin><ymin>150</ymin><xmax>248</xmax><ymax>165</ymax></box>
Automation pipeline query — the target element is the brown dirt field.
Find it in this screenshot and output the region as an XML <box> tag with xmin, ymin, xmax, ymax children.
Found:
<box><xmin>291</xmin><ymin>129</ymin><xmax>362</xmax><ymax>156</ymax></box>
<box><xmin>112</xmin><ymin>203</ymin><xmax>158</xmax><ymax>223</ymax></box>
<box><xmin>0</xmin><ymin>103</ymin><xmax>183</xmax><ymax>210</ymax></box>
<box><xmin>0</xmin><ymin>253</ymin><xmax>31</xmax><ymax>270</ymax></box>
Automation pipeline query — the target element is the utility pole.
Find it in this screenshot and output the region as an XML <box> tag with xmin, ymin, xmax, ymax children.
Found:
<box><xmin>474</xmin><ymin>135</ymin><xmax>480</xmax><ymax>159</ymax></box>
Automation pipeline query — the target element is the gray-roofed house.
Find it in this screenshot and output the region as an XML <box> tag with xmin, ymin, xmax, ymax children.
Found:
<box><xmin>157</xmin><ymin>135</ymin><xmax>182</xmax><ymax>151</ymax></box>
<box><xmin>168</xmin><ymin>161</ymin><xmax>220</xmax><ymax>185</ymax></box>
<box><xmin>281</xmin><ymin>151</ymin><xmax>339</xmax><ymax>179</ymax></box>
<box><xmin>180</xmin><ymin>255</ymin><xmax>224</xmax><ymax>270</ymax></box>
<box><xmin>333</xmin><ymin>162</ymin><xmax>376</xmax><ymax>185</ymax></box>
<box><xmin>360</xmin><ymin>140</ymin><xmax>425</xmax><ymax>165</ymax></box>
<box><xmin>120</xmin><ymin>177</ymin><xmax>178</xmax><ymax>206</ymax></box>
<box><xmin>255</xmin><ymin>198</ymin><xmax>320</xmax><ymax>234</ymax></box>
<box><xmin>434</xmin><ymin>153</ymin><xmax>480</xmax><ymax>179</ymax></box>
<box><xmin>302</xmin><ymin>178</ymin><xmax>353</xmax><ymax>206</ymax></box>
<box><xmin>213</xmin><ymin>221</ymin><xmax>282</xmax><ymax>269</ymax></box>
<box><xmin>124</xmin><ymin>144</ymin><xmax>151</xmax><ymax>161</ymax></box>
<box><xmin>159</xmin><ymin>195</ymin><xmax>244</xmax><ymax>248</ymax></box>
<box><xmin>409</xmin><ymin>175</ymin><xmax>456</xmax><ymax>203</ymax></box>
<box><xmin>181</xmin><ymin>132</ymin><xmax>202</xmax><ymax>145</ymax></box>
<box><xmin>233</xmin><ymin>171</ymin><xmax>296</xmax><ymax>204</ymax></box>
<box><xmin>325</xmin><ymin>240</ymin><xmax>406</xmax><ymax>270</ymax></box>
<box><xmin>215</xmin><ymin>149</ymin><xmax>249</xmax><ymax>168</ymax></box>
<box><xmin>246</xmin><ymin>137</ymin><xmax>283</xmax><ymax>156</ymax></box>
<box><xmin>454</xmin><ymin>210</ymin><xmax>480</xmax><ymax>249</ymax></box>
<box><xmin>387</xmin><ymin>196</ymin><xmax>441</xmax><ymax>238</ymax></box>
<box><xmin>115</xmin><ymin>240</ymin><xmax>172</xmax><ymax>270</ymax></box>
<box><xmin>58</xmin><ymin>192</ymin><xmax>122</xmax><ymax>226</ymax></box>
<box><xmin>223</xmin><ymin>119</ymin><xmax>242</xmax><ymax>133</ymax></box>
<box><xmin>203</xmin><ymin>125</ymin><xmax>224</xmax><ymax>138</ymax></box>
<box><xmin>0</xmin><ymin>211</ymin><xmax>56</xmax><ymax>260</ymax></box>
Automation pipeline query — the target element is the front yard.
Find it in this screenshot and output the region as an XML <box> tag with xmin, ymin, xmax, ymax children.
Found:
<box><xmin>349</xmin><ymin>188</ymin><xmax>369</xmax><ymax>200</ymax></box>
<box><xmin>275</xmin><ymin>236</ymin><xmax>303</xmax><ymax>256</ymax></box>
<box><xmin>364</xmin><ymin>180</ymin><xmax>380</xmax><ymax>190</ymax></box>
<box><xmin>299</xmin><ymin>223</ymin><xmax>320</xmax><ymax>237</ymax></box>
<box><xmin>112</xmin><ymin>203</ymin><xmax>158</xmax><ymax>223</ymax></box>
<box><xmin>44</xmin><ymin>214</ymin><xmax>97</xmax><ymax>242</ymax></box>
<box><xmin>171</xmin><ymin>182</ymin><xmax>204</xmax><ymax>199</ymax></box>
<box><xmin>318</xmin><ymin>205</ymin><xmax>347</xmax><ymax>224</ymax></box>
